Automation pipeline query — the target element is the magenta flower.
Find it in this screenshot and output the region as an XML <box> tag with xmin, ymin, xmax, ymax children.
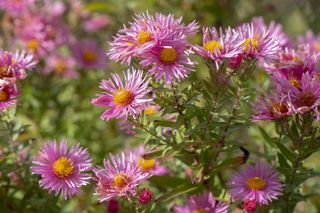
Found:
<box><xmin>0</xmin><ymin>83</ymin><xmax>18</xmax><ymax>111</ymax></box>
<box><xmin>263</xmin><ymin>45</ymin><xmax>319</xmax><ymax>81</ymax></box>
<box><xmin>237</xmin><ymin>21</ymin><xmax>280</xmax><ymax>60</ymax></box>
<box><xmin>107</xmin><ymin>13</ymin><xmax>198</xmax><ymax>64</ymax></box>
<box><xmin>274</xmin><ymin>72</ymin><xmax>320</xmax><ymax>118</ymax></box>
<box><xmin>174</xmin><ymin>191</ymin><xmax>228</xmax><ymax>213</ymax></box>
<box><xmin>0</xmin><ymin>0</ymin><xmax>34</xmax><ymax>15</ymax></box>
<box><xmin>31</xmin><ymin>140</ymin><xmax>92</xmax><ymax>199</ymax></box>
<box><xmin>297</xmin><ymin>31</ymin><xmax>320</xmax><ymax>53</ymax></box>
<box><xmin>91</xmin><ymin>68</ymin><xmax>151</xmax><ymax>120</ymax></box>
<box><xmin>228</xmin><ymin>162</ymin><xmax>283</xmax><ymax>205</ymax></box>
<box><xmin>44</xmin><ymin>54</ymin><xmax>78</xmax><ymax>78</ymax></box>
<box><xmin>73</xmin><ymin>39</ymin><xmax>107</xmax><ymax>69</ymax></box>
<box><xmin>193</xmin><ymin>27</ymin><xmax>243</xmax><ymax>68</ymax></box>
<box><xmin>93</xmin><ymin>152</ymin><xmax>152</xmax><ymax>202</ymax></box>
<box><xmin>0</xmin><ymin>50</ymin><xmax>36</xmax><ymax>83</ymax></box>
<box><xmin>140</xmin><ymin>39</ymin><xmax>196</xmax><ymax>83</ymax></box>
<box><xmin>252</xmin><ymin>94</ymin><xmax>291</xmax><ymax>121</ymax></box>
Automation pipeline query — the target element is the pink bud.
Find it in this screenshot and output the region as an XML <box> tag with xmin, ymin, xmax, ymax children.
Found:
<box><xmin>107</xmin><ymin>199</ymin><xmax>120</xmax><ymax>213</ymax></box>
<box><xmin>229</xmin><ymin>54</ymin><xmax>243</xmax><ymax>69</ymax></box>
<box><xmin>138</xmin><ymin>188</ymin><xmax>153</xmax><ymax>205</ymax></box>
<box><xmin>244</xmin><ymin>199</ymin><xmax>257</xmax><ymax>213</ymax></box>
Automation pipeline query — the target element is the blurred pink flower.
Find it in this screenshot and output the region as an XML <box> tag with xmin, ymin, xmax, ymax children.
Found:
<box><xmin>73</xmin><ymin>39</ymin><xmax>107</xmax><ymax>69</ymax></box>
<box><xmin>83</xmin><ymin>15</ymin><xmax>110</xmax><ymax>32</ymax></box>
<box><xmin>44</xmin><ymin>54</ymin><xmax>78</xmax><ymax>78</ymax></box>
<box><xmin>0</xmin><ymin>0</ymin><xmax>35</xmax><ymax>15</ymax></box>
<box><xmin>0</xmin><ymin>84</ymin><xmax>19</xmax><ymax>111</ymax></box>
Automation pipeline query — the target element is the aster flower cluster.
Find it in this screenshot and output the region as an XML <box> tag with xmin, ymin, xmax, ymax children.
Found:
<box><xmin>253</xmin><ymin>42</ymin><xmax>320</xmax><ymax>121</ymax></box>
<box><xmin>1</xmin><ymin>0</ymin><xmax>108</xmax><ymax>79</ymax></box>
<box><xmin>0</xmin><ymin>49</ymin><xmax>36</xmax><ymax>110</ymax></box>
<box><xmin>108</xmin><ymin>13</ymin><xmax>199</xmax><ymax>83</ymax></box>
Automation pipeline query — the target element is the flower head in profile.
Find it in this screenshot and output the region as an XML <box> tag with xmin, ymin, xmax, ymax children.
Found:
<box><xmin>93</xmin><ymin>152</ymin><xmax>152</xmax><ymax>202</ymax></box>
<box><xmin>297</xmin><ymin>31</ymin><xmax>320</xmax><ymax>53</ymax></box>
<box><xmin>174</xmin><ymin>191</ymin><xmax>229</xmax><ymax>213</ymax></box>
<box><xmin>140</xmin><ymin>39</ymin><xmax>196</xmax><ymax>83</ymax></box>
<box><xmin>193</xmin><ymin>27</ymin><xmax>242</xmax><ymax>68</ymax></box>
<box><xmin>0</xmin><ymin>83</ymin><xmax>19</xmax><ymax>111</ymax></box>
<box><xmin>73</xmin><ymin>39</ymin><xmax>107</xmax><ymax>69</ymax></box>
<box><xmin>107</xmin><ymin>13</ymin><xmax>198</xmax><ymax>64</ymax></box>
<box><xmin>91</xmin><ymin>68</ymin><xmax>152</xmax><ymax>120</ymax></box>
<box><xmin>44</xmin><ymin>54</ymin><xmax>78</xmax><ymax>78</ymax></box>
<box><xmin>228</xmin><ymin>162</ymin><xmax>283</xmax><ymax>205</ymax></box>
<box><xmin>31</xmin><ymin>140</ymin><xmax>92</xmax><ymax>199</ymax></box>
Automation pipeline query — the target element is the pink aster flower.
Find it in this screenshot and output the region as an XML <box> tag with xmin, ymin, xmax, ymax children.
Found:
<box><xmin>237</xmin><ymin>21</ymin><xmax>280</xmax><ymax>60</ymax></box>
<box><xmin>91</xmin><ymin>68</ymin><xmax>152</xmax><ymax>120</ymax></box>
<box><xmin>133</xmin><ymin>146</ymin><xmax>168</xmax><ymax>176</ymax></box>
<box><xmin>73</xmin><ymin>39</ymin><xmax>107</xmax><ymax>69</ymax></box>
<box><xmin>228</xmin><ymin>162</ymin><xmax>283</xmax><ymax>205</ymax></box>
<box><xmin>31</xmin><ymin>140</ymin><xmax>92</xmax><ymax>199</ymax></box>
<box><xmin>174</xmin><ymin>191</ymin><xmax>229</xmax><ymax>213</ymax></box>
<box><xmin>107</xmin><ymin>13</ymin><xmax>198</xmax><ymax>64</ymax></box>
<box><xmin>44</xmin><ymin>54</ymin><xmax>78</xmax><ymax>78</ymax></box>
<box><xmin>140</xmin><ymin>39</ymin><xmax>196</xmax><ymax>83</ymax></box>
<box><xmin>0</xmin><ymin>0</ymin><xmax>35</xmax><ymax>15</ymax></box>
<box><xmin>0</xmin><ymin>50</ymin><xmax>36</xmax><ymax>82</ymax></box>
<box><xmin>274</xmin><ymin>72</ymin><xmax>320</xmax><ymax>118</ymax></box>
<box><xmin>93</xmin><ymin>152</ymin><xmax>152</xmax><ymax>202</ymax></box>
<box><xmin>297</xmin><ymin>31</ymin><xmax>320</xmax><ymax>53</ymax></box>
<box><xmin>193</xmin><ymin>27</ymin><xmax>243</xmax><ymax>68</ymax></box>
<box><xmin>0</xmin><ymin>83</ymin><xmax>19</xmax><ymax>111</ymax></box>
<box><xmin>252</xmin><ymin>94</ymin><xmax>291</xmax><ymax>121</ymax></box>
<box><xmin>263</xmin><ymin>45</ymin><xmax>319</xmax><ymax>80</ymax></box>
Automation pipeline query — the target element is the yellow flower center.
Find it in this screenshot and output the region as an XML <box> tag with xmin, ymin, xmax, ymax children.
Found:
<box><xmin>138</xmin><ymin>158</ymin><xmax>156</xmax><ymax>171</ymax></box>
<box><xmin>160</xmin><ymin>47</ymin><xmax>177</xmax><ymax>64</ymax></box>
<box><xmin>289</xmin><ymin>79</ymin><xmax>300</xmax><ymax>89</ymax></box>
<box><xmin>193</xmin><ymin>209</ymin><xmax>208</xmax><ymax>213</ymax></box>
<box><xmin>137</xmin><ymin>31</ymin><xmax>152</xmax><ymax>45</ymax></box>
<box><xmin>52</xmin><ymin>156</ymin><xmax>74</xmax><ymax>178</ymax></box>
<box><xmin>0</xmin><ymin>91</ymin><xmax>9</xmax><ymax>102</ymax></box>
<box><xmin>113</xmin><ymin>174</ymin><xmax>129</xmax><ymax>189</ymax></box>
<box><xmin>113</xmin><ymin>88</ymin><xmax>134</xmax><ymax>106</ymax></box>
<box><xmin>145</xmin><ymin>106</ymin><xmax>156</xmax><ymax>115</ymax></box>
<box><xmin>83</xmin><ymin>51</ymin><xmax>97</xmax><ymax>62</ymax></box>
<box><xmin>54</xmin><ymin>61</ymin><xmax>67</xmax><ymax>74</ymax></box>
<box><xmin>313</xmin><ymin>42</ymin><xmax>320</xmax><ymax>51</ymax></box>
<box><xmin>0</xmin><ymin>65</ymin><xmax>9</xmax><ymax>78</ymax></box>
<box><xmin>204</xmin><ymin>40</ymin><xmax>222</xmax><ymax>52</ymax></box>
<box><xmin>243</xmin><ymin>38</ymin><xmax>259</xmax><ymax>52</ymax></box>
<box><xmin>27</xmin><ymin>39</ymin><xmax>39</xmax><ymax>51</ymax></box>
<box><xmin>246</xmin><ymin>177</ymin><xmax>266</xmax><ymax>190</ymax></box>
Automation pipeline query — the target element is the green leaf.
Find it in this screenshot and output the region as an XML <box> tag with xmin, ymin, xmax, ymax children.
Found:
<box><xmin>154</xmin><ymin>120</ymin><xmax>176</xmax><ymax>128</ymax></box>
<box><xmin>156</xmin><ymin>183</ymin><xmax>201</xmax><ymax>203</ymax></box>
<box><xmin>275</xmin><ymin>142</ymin><xmax>295</xmax><ymax>163</ymax></box>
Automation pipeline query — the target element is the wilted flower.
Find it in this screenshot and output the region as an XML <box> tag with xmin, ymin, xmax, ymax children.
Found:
<box><xmin>31</xmin><ymin>140</ymin><xmax>92</xmax><ymax>199</ymax></box>
<box><xmin>173</xmin><ymin>191</ymin><xmax>228</xmax><ymax>213</ymax></box>
<box><xmin>228</xmin><ymin>162</ymin><xmax>283</xmax><ymax>205</ymax></box>
<box><xmin>91</xmin><ymin>68</ymin><xmax>152</xmax><ymax>120</ymax></box>
<box><xmin>73</xmin><ymin>39</ymin><xmax>107</xmax><ymax>69</ymax></box>
<box><xmin>93</xmin><ymin>152</ymin><xmax>152</xmax><ymax>202</ymax></box>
